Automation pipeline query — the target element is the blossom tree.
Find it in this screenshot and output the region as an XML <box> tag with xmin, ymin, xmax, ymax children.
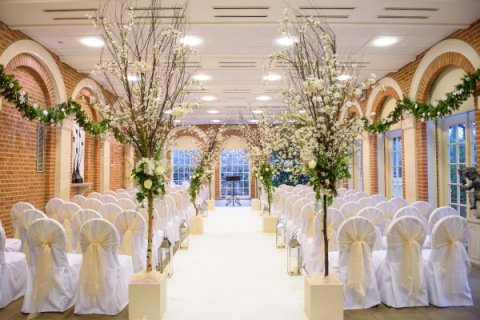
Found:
<box><xmin>240</xmin><ymin>117</ymin><xmax>278</xmax><ymax>214</ymax></box>
<box><xmin>269</xmin><ymin>11</ymin><xmax>375</xmax><ymax>276</ymax></box>
<box><xmin>188</xmin><ymin>126</ymin><xmax>225</xmax><ymax>215</ymax></box>
<box><xmin>90</xmin><ymin>0</ymin><xmax>198</xmax><ymax>272</ymax></box>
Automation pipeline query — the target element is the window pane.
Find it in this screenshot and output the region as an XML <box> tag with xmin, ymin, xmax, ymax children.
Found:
<box><xmin>449</xmin><ymin>165</ymin><xmax>458</xmax><ymax>183</ymax></box>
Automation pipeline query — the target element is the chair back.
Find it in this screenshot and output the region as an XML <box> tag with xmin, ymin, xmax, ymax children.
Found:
<box><xmin>375</xmin><ymin>201</ymin><xmax>397</xmax><ymax>223</ymax></box>
<box><xmin>358</xmin><ymin>197</ymin><xmax>376</xmax><ymax>209</ymax></box>
<box><xmin>45</xmin><ymin>198</ymin><xmax>65</xmax><ymax>220</ymax></box>
<box><xmin>87</xmin><ymin>192</ymin><xmax>102</xmax><ymax>200</ymax></box>
<box><xmin>411</xmin><ymin>201</ymin><xmax>433</xmax><ymax>220</ymax></box>
<box><xmin>393</xmin><ymin>206</ymin><xmax>426</xmax><ymax>226</ymax></box>
<box><xmin>118</xmin><ymin>198</ymin><xmax>136</xmax><ymax>211</ymax></box>
<box><xmin>389</xmin><ymin>197</ymin><xmax>408</xmax><ymax>212</ymax></box>
<box><xmin>71</xmin><ymin>195</ymin><xmax>87</xmax><ymax>207</ymax></box>
<box><xmin>10</xmin><ymin>202</ymin><xmax>35</xmax><ymax>238</ymax></box>
<box><xmin>340</xmin><ymin>201</ymin><xmax>360</xmax><ymax>219</ymax></box>
<box><xmin>83</xmin><ymin>198</ymin><xmax>103</xmax><ymax>212</ymax></box>
<box><xmin>71</xmin><ymin>209</ymin><xmax>102</xmax><ymax>252</ymax></box>
<box><xmin>370</xmin><ymin>194</ymin><xmax>387</xmax><ymax>204</ymax></box>
<box><xmin>101</xmin><ymin>194</ymin><xmax>118</xmax><ymax>205</ymax></box>
<box><xmin>331</xmin><ymin>197</ymin><xmax>346</xmax><ymax>210</ymax></box>
<box><xmin>114</xmin><ymin>210</ymin><xmax>147</xmax><ymax>272</ymax></box>
<box><xmin>98</xmin><ymin>203</ymin><xmax>123</xmax><ymax>223</ymax></box>
<box><xmin>0</xmin><ymin>225</ymin><xmax>5</xmax><ymax>264</ymax></box>
<box><xmin>57</xmin><ymin>202</ymin><xmax>81</xmax><ymax>252</ymax></box>
<box><xmin>428</xmin><ymin>206</ymin><xmax>459</xmax><ymax>235</ymax></box>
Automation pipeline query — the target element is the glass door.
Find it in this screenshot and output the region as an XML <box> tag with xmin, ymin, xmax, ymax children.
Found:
<box><xmin>220</xmin><ymin>150</ymin><xmax>250</xmax><ymax>198</ymax></box>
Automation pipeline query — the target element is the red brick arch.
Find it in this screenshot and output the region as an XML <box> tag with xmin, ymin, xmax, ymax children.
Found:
<box><xmin>414</xmin><ymin>52</ymin><xmax>476</xmax><ymax>201</ymax></box>
<box><xmin>368</xmin><ymin>87</ymin><xmax>401</xmax><ymax>195</ymax></box>
<box><xmin>0</xmin><ymin>54</ymin><xmax>56</xmax><ymax>236</ymax></box>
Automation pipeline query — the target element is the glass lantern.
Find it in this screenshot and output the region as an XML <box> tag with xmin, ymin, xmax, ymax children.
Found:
<box><xmin>159</xmin><ymin>236</ymin><xmax>173</xmax><ymax>277</ymax></box>
<box><xmin>179</xmin><ymin>220</ymin><xmax>189</xmax><ymax>249</ymax></box>
<box><xmin>287</xmin><ymin>236</ymin><xmax>302</xmax><ymax>276</ymax></box>
<box><xmin>201</xmin><ymin>201</ymin><xmax>208</xmax><ymax>217</ymax></box>
<box><xmin>276</xmin><ymin>219</ymin><xmax>286</xmax><ymax>248</ymax></box>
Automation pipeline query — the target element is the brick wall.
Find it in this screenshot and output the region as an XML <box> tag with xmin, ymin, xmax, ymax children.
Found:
<box><xmin>109</xmin><ymin>139</ymin><xmax>126</xmax><ymax>191</ymax></box>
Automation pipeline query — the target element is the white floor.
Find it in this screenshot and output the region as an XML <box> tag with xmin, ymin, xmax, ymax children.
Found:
<box><xmin>163</xmin><ymin>206</ymin><xmax>308</xmax><ymax>320</ymax></box>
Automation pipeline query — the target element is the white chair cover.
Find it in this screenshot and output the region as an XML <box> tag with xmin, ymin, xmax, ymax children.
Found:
<box><xmin>21</xmin><ymin>219</ymin><xmax>82</xmax><ymax>313</ymax></box>
<box><xmin>331</xmin><ymin>197</ymin><xmax>346</xmax><ymax>210</ymax></box>
<box><xmin>102</xmin><ymin>194</ymin><xmax>118</xmax><ymax>205</ymax></box>
<box><xmin>19</xmin><ymin>209</ymin><xmax>47</xmax><ymax>261</ymax></box>
<box><xmin>83</xmin><ymin>198</ymin><xmax>104</xmax><ymax>212</ymax></box>
<box><xmin>71</xmin><ymin>209</ymin><xmax>102</xmax><ymax>253</ymax></box>
<box><xmin>411</xmin><ymin>201</ymin><xmax>433</xmax><ymax>220</ymax></box>
<box><xmin>393</xmin><ymin>206</ymin><xmax>426</xmax><ymax>226</ymax></box>
<box><xmin>370</xmin><ymin>194</ymin><xmax>387</xmax><ymax>204</ymax></box>
<box><xmin>337</xmin><ymin>188</ymin><xmax>347</xmax><ymax>197</ymax></box>
<box><xmin>358</xmin><ymin>197</ymin><xmax>376</xmax><ymax>209</ymax></box>
<box><xmin>331</xmin><ymin>217</ymin><xmax>379</xmax><ymax>309</ymax></box>
<box><xmin>5</xmin><ymin>238</ymin><xmax>22</xmax><ymax>252</ymax></box>
<box><xmin>375</xmin><ymin>201</ymin><xmax>396</xmax><ymax>228</ymax></box>
<box><xmin>87</xmin><ymin>192</ymin><xmax>103</xmax><ymax>200</ymax></box>
<box><xmin>0</xmin><ymin>225</ymin><xmax>28</xmax><ymax>308</ymax></box>
<box><xmin>99</xmin><ymin>203</ymin><xmax>123</xmax><ymax>223</ymax></box>
<box><xmin>74</xmin><ymin>219</ymin><xmax>133</xmax><ymax>315</ymax></box>
<box><xmin>375</xmin><ymin>216</ymin><xmax>428</xmax><ymax>308</ymax></box>
<box><xmin>344</xmin><ymin>194</ymin><xmax>359</xmax><ymax>202</ymax></box>
<box><xmin>155</xmin><ymin>199</ymin><xmax>177</xmax><ymax>244</ymax></box>
<box><xmin>358</xmin><ymin>207</ymin><xmax>385</xmax><ymax>250</ymax></box>
<box><xmin>389</xmin><ymin>197</ymin><xmax>408</xmax><ymax>212</ymax></box>
<box><xmin>71</xmin><ymin>195</ymin><xmax>87</xmax><ymax>208</ymax></box>
<box><xmin>356</xmin><ymin>192</ymin><xmax>369</xmax><ymax>199</ymax></box>
<box><xmin>104</xmin><ymin>190</ymin><xmax>119</xmax><ymax>198</ymax></box>
<box><xmin>117</xmin><ymin>193</ymin><xmax>132</xmax><ymax>200</ymax></box>
<box><xmin>45</xmin><ymin>198</ymin><xmax>65</xmax><ymax>220</ymax></box>
<box><xmin>114</xmin><ymin>210</ymin><xmax>147</xmax><ymax>272</ymax></box>
<box><xmin>340</xmin><ymin>201</ymin><xmax>360</xmax><ymax>219</ymax></box>
<box><xmin>57</xmin><ymin>202</ymin><xmax>82</xmax><ymax>252</ymax></box>
<box><xmin>10</xmin><ymin>201</ymin><xmax>35</xmax><ymax>239</ymax></box>
<box><xmin>425</xmin><ymin>206</ymin><xmax>459</xmax><ymax>249</ymax></box>
<box><xmin>424</xmin><ymin>216</ymin><xmax>472</xmax><ymax>306</ymax></box>
<box><xmin>118</xmin><ymin>198</ymin><xmax>136</xmax><ymax>211</ymax></box>
<box><xmin>115</xmin><ymin>188</ymin><xmax>128</xmax><ymax>194</ymax></box>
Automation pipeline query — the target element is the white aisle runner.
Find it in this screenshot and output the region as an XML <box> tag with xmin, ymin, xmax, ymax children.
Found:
<box><xmin>163</xmin><ymin>206</ymin><xmax>308</xmax><ymax>320</ymax></box>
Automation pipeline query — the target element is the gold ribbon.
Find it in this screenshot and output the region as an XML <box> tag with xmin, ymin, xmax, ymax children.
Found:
<box><xmin>400</xmin><ymin>239</ymin><xmax>422</xmax><ymax>296</ymax></box>
<box><xmin>79</xmin><ymin>242</ymin><xmax>105</xmax><ymax>300</ymax></box>
<box><xmin>32</xmin><ymin>242</ymin><xmax>54</xmax><ymax>313</ymax></box>
<box><xmin>346</xmin><ymin>240</ymin><xmax>368</xmax><ymax>297</ymax></box>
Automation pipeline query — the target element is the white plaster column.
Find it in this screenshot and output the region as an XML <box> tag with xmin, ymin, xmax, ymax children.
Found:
<box><xmin>361</xmin><ymin>132</ymin><xmax>371</xmax><ymax>195</ymax></box>
<box><xmin>55</xmin><ymin>118</ymin><xmax>73</xmax><ymax>199</ymax></box>
<box><xmin>99</xmin><ymin>136</ymin><xmax>111</xmax><ymax>192</ymax></box>
<box><xmin>124</xmin><ymin>145</ymin><xmax>135</xmax><ymax>188</ymax></box>
<box><xmin>402</xmin><ymin>114</ymin><xmax>418</xmax><ymax>202</ymax></box>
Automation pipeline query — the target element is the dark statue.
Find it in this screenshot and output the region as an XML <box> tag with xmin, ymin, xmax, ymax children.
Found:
<box><xmin>459</xmin><ymin>167</ymin><xmax>480</xmax><ymax>210</ymax></box>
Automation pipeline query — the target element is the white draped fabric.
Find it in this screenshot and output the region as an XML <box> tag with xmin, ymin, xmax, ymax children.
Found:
<box><xmin>389</xmin><ymin>197</ymin><xmax>408</xmax><ymax>212</ymax></box>
<box><xmin>71</xmin><ymin>209</ymin><xmax>102</xmax><ymax>253</ymax></box>
<box><xmin>19</xmin><ymin>209</ymin><xmax>47</xmax><ymax>262</ymax></box>
<box><xmin>393</xmin><ymin>206</ymin><xmax>426</xmax><ymax>226</ymax></box>
<box><xmin>358</xmin><ymin>197</ymin><xmax>376</xmax><ymax>209</ymax></box>
<box><xmin>411</xmin><ymin>201</ymin><xmax>433</xmax><ymax>220</ymax></box>
<box><xmin>21</xmin><ymin>219</ymin><xmax>82</xmax><ymax>313</ymax></box>
<box><xmin>375</xmin><ymin>201</ymin><xmax>396</xmax><ymax>230</ymax></box>
<box><xmin>87</xmin><ymin>192</ymin><xmax>103</xmax><ymax>200</ymax></box>
<box><xmin>114</xmin><ymin>210</ymin><xmax>147</xmax><ymax>272</ymax></box>
<box><xmin>370</xmin><ymin>194</ymin><xmax>387</xmax><ymax>204</ymax></box>
<box><xmin>74</xmin><ymin>219</ymin><xmax>133</xmax><ymax>315</ymax></box>
<box><xmin>118</xmin><ymin>198</ymin><xmax>136</xmax><ymax>211</ymax></box>
<box><xmin>425</xmin><ymin>206</ymin><xmax>459</xmax><ymax>249</ymax></box>
<box><xmin>375</xmin><ymin>216</ymin><xmax>428</xmax><ymax>308</ymax></box>
<box><xmin>45</xmin><ymin>198</ymin><xmax>65</xmax><ymax>221</ymax></box>
<box><xmin>10</xmin><ymin>202</ymin><xmax>35</xmax><ymax>239</ymax></box>
<box><xmin>99</xmin><ymin>203</ymin><xmax>123</xmax><ymax>223</ymax></box>
<box><xmin>340</xmin><ymin>201</ymin><xmax>360</xmax><ymax>219</ymax></box>
<box><xmin>71</xmin><ymin>195</ymin><xmax>87</xmax><ymax>208</ymax></box>
<box><xmin>57</xmin><ymin>202</ymin><xmax>82</xmax><ymax>252</ymax></box>
<box><xmin>83</xmin><ymin>198</ymin><xmax>104</xmax><ymax>212</ymax></box>
<box><xmin>358</xmin><ymin>207</ymin><xmax>385</xmax><ymax>250</ymax></box>
<box><xmin>101</xmin><ymin>194</ymin><xmax>118</xmax><ymax>205</ymax></box>
<box><xmin>424</xmin><ymin>216</ymin><xmax>473</xmax><ymax>306</ymax></box>
<box><xmin>330</xmin><ymin>217</ymin><xmax>379</xmax><ymax>309</ymax></box>
<box><xmin>0</xmin><ymin>225</ymin><xmax>28</xmax><ymax>308</ymax></box>
<box><xmin>5</xmin><ymin>238</ymin><xmax>21</xmax><ymax>252</ymax></box>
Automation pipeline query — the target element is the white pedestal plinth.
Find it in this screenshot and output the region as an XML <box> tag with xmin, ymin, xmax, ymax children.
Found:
<box><xmin>207</xmin><ymin>199</ymin><xmax>215</xmax><ymax>211</ymax></box>
<box><xmin>189</xmin><ymin>215</ymin><xmax>204</xmax><ymax>235</ymax></box>
<box><xmin>129</xmin><ymin>272</ymin><xmax>167</xmax><ymax>320</ymax></box>
<box><xmin>305</xmin><ymin>274</ymin><xmax>343</xmax><ymax>320</ymax></box>
<box><xmin>467</xmin><ymin>217</ymin><xmax>480</xmax><ymax>268</ymax></box>
<box><xmin>262</xmin><ymin>215</ymin><xmax>276</xmax><ymax>233</ymax></box>
<box><xmin>251</xmin><ymin>198</ymin><xmax>261</xmax><ymax>211</ymax></box>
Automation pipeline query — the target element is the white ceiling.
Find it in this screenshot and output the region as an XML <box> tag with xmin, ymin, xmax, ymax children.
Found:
<box><xmin>0</xmin><ymin>0</ymin><xmax>479</xmax><ymax>124</ymax></box>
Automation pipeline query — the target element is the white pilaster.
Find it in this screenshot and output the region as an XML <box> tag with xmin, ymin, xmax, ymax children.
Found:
<box><xmin>402</xmin><ymin>114</ymin><xmax>418</xmax><ymax>202</ymax></box>
<box><xmin>99</xmin><ymin>137</ymin><xmax>111</xmax><ymax>192</ymax></box>
<box><xmin>55</xmin><ymin>118</ymin><xmax>73</xmax><ymax>200</ymax></box>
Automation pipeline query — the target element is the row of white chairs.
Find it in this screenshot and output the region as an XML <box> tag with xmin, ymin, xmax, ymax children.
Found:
<box><xmin>1</xmin><ymin>218</ymin><xmax>133</xmax><ymax>314</ymax></box>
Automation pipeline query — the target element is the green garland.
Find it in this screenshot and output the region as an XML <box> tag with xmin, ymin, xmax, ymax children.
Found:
<box><xmin>188</xmin><ymin>166</ymin><xmax>205</xmax><ymax>214</ymax></box>
<box><xmin>363</xmin><ymin>68</ymin><xmax>480</xmax><ymax>134</ymax></box>
<box><xmin>256</xmin><ymin>163</ymin><xmax>275</xmax><ymax>214</ymax></box>
<box><xmin>0</xmin><ymin>64</ymin><xmax>108</xmax><ymax>135</ymax></box>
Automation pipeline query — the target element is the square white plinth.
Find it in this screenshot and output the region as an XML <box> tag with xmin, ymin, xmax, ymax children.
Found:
<box><xmin>305</xmin><ymin>274</ymin><xmax>343</xmax><ymax>320</ymax></box>
<box><xmin>189</xmin><ymin>215</ymin><xmax>204</xmax><ymax>235</ymax></box>
<box><xmin>129</xmin><ymin>272</ymin><xmax>167</xmax><ymax>320</ymax></box>
<box><xmin>262</xmin><ymin>215</ymin><xmax>277</xmax><ymax>233</ymax></box>
<box><xmin>251</xmin><ymin>198</ymin><xmax>261</xmax><ymax>211</ymax></box>
<box><xmin>207</xmin><ymin>199</ymin><xmax>215</xmax><ymax>211</ymax></box>
<box><xmin>468</xmin><ymin>217</ymin><xmax>480</xmax><ymax>268</ymax></box>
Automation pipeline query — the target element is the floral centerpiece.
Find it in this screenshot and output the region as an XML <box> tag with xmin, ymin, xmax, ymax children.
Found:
<box><xmin>90</xmin><ymin>0</ymin><xmax>197</xmax><ymax>272</ymax></box>
<box><xmin>188</xmin><ymin>127</ymin><xmax>225</xmax><ymax>214</ymax></box>
<box><xmin>240</xmin><ymin>117</ymin><xmax>278</xmax><ymax>214</ymax></box>
<box><xmin>269</xmin><ymin>11</ymin><xmax>375</xmax><ymax>276</ymax></box>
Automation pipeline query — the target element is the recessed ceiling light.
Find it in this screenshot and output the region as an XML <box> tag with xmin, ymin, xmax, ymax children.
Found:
<box><xmin>249</xmin><ymin>119</ymin><xmax>259</xmax><ymax>123</ymax></box>
<box><xmin>180</xmin><ymin>35</ymin><xmax>203</xmax><ymax>47</ymax></box>
<box><xmin>174</xmin><ymin>119</ymin><xmax>182</xmax><ymax>123</ymax></box>
<box><xmin>201</xmin><ymin>95</ymin><xmax>217</xmax><ymax>102</ymax></box>
<box><xmin>275</xmin><ymin>35</ymin><xmax>297</xmax><ymax>47</ymax></box>
<box><xmin>252</xmin><ymin>109</ymin><xmax>264</xmax><ymax>114</ymax></box>
<box><xmin>299</xmin><ymin>110</ymin><xmax>306</xmax><ymax>114</ymax></box>
<box><xmin>164</xmin><ymin>110</ymin><xmax>172</xmax><ymax>114</ymax></box>
<box><xmin>264</xmin><ymin>74</ymin><xmax>282</xmax><ymax>81</ymax></box>
<box><xmin>372</xmin><ymin>36</ymin><xmax>399</xmax><ymax>47</ymax></box>
<box><xmin>207</xmin><ymin>109</ymin><xmax>219</xmax><ymax>114</ymax></box>
<box><xmin>210</xmin><ymin>119</ymin><xmax>221</xmax><ymax>123</ymax></box>
<box><xmin>337</xmin><ymin>74</ymin><xmax>352</xmax><ymax>81</ymax></box>
<box><xmin>79</xmin><ymin>36</ymin><xmax>104</xmax><ymax>48</ymax></box>
<box><xmin>127</xmin><ymin>75</ymin><xmax>139</xmax><ymax>81</ymax></box>
<box><xmin>193</xmin><ymin>74</ymin><xmax>212</xmax><ymax>81</ymax></box>
<box><xmin>256</xmin><ymin>95</ymin><xmax>271</xmax><ymax>101</ymax></box>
